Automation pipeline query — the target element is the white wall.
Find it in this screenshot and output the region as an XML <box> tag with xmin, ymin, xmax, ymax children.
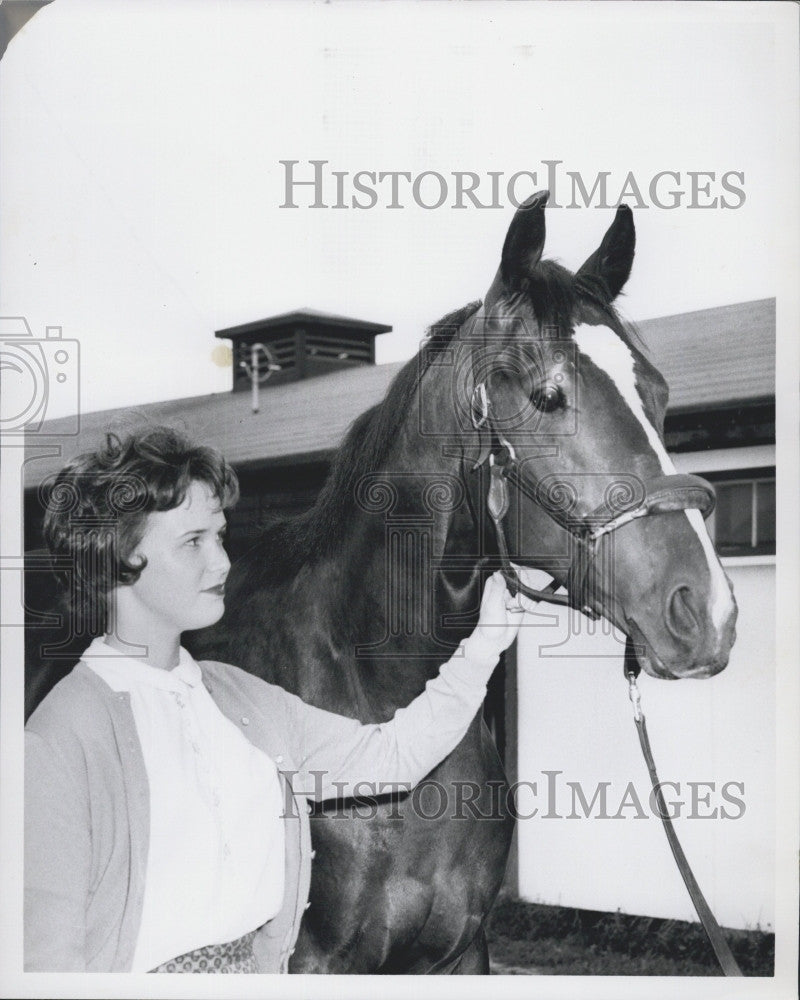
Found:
<box><xmin>514</xmin><ymin>446</ymin><xmax>775</xmax><ymax>931</ymax></box>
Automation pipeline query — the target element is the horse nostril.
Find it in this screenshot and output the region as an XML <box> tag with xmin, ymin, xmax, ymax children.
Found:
<box><xmin>666</xmin><ymin>585</ymin><xmax>700</xmax><ymax>642</ymax></box>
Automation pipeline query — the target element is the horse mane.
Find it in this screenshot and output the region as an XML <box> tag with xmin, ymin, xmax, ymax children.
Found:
<box><xmin>238</xmin><ymin>301</ymin><xmax>483</xmax><ymax>578</ymax></box>
<box><xmin>309</xmin><ymin>299</ymin><xmax>483</xmax><ymax>546</ymax></box>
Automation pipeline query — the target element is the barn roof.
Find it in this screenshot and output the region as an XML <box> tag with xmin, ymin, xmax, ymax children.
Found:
<box><xmin>23</xmin><ymin>361</ymin><xmax>404</xmax><ymax>490</ymax></box>
<box><xmin>637</xmin><ymin>297</ymin><xmax>774</xmax><ymax>413</ymax></box>
<box><xmin>22</xmin><ymin>298</ymin><xmax>775</xmax><ymax>489</ymax></box>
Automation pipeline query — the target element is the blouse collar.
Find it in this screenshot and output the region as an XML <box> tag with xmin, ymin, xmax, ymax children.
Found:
<box><xmin>81</xmin><ymin>635</ymin><xmax>202</xmax><ymax>694</ymax></box>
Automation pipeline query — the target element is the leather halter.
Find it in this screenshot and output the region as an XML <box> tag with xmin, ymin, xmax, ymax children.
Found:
<box><xmin>470</xmin><ymin>379</ymin><xmax>716</xmax><ymax>620</ymax></box>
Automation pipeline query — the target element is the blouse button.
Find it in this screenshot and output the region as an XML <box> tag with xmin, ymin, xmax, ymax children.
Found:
<box><xmin>309</xmin><ymin>849</ymin><xmax>316</xmax><ymax>860</ymax></box>
<box><xmin>304</xmin><ymin>901</ymin><xmax>311</xmax><ymax>911</ymax></box>
<box><xmin>241</xmin><ymin>716</ymin><xmax>250</xmax><ymax>726</ymax></box>
<box><xmin>275</xmin><ymin>754</ymin><xmax>284</xmax><ymax>764</ymax></box>
<box><xmin>306</xmin><ymin>801</ymin><xmax>313</xmax><ymax>815</ymax></box>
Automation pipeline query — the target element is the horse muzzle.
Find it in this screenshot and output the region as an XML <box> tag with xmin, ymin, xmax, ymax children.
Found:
<box><xmin>625</xmin><ymin>606</ymin><xmax>737</xmax><ymax>680</ymax></box>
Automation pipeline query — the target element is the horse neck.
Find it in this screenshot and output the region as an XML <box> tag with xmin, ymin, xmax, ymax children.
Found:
<box><xmin>295</xmin><ymin>375</ymin><xmax>487</xmax><ymax>717</ymax></box>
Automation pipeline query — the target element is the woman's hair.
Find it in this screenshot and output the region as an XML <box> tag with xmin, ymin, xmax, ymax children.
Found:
<box><xmin>41</xmin><ymin>426</ymin><xmax>239</xmax><ymax>629</ymax></box>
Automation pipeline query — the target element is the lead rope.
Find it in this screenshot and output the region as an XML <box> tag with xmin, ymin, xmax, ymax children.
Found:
<box><xmin>624</xmin><ymin>639</ymin><xmax>743</xmax><ymax>977</ymax></box>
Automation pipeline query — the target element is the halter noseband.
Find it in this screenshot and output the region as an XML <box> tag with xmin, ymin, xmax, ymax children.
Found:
<box><xmin>471</xmin><ymin>381</ymin><xmax>716</xmax><ymax>620</ymax></box>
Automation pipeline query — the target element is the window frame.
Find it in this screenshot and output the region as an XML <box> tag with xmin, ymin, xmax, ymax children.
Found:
<box><xmin>696</xmin><ymin>466</ymin><xmax>776</xmax><ymax>559</ymax></box>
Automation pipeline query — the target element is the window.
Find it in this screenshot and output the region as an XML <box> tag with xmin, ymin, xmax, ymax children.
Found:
<box><xmin>699</xmin><ymin>468</ymin><xmax>775</xmax><ymax>557</ymax></box>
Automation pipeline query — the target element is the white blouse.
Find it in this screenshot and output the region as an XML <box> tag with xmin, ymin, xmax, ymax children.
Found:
<box><xmin>83</xmin><ymin>636</ymin><xmax>285</xmax><ymax>972</ymax></box>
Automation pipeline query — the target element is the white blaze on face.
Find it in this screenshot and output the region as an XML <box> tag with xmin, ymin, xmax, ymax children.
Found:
<box><xmin>572</xmin><ymin>324</ymin><xmax>733</xmax><ymax>630</ymax></box>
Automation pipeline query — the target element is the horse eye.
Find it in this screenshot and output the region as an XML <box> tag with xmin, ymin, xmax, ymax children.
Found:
<box><xmin>531</xmin><ymin>381</ymin><xmax>564</xmax><ymax>413</ymax></box>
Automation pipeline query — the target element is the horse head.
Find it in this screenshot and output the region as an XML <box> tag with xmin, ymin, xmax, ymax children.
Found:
<box><xmin>455</xmin><ymin>191</ymin><xmax>737</xmax><ymax>680</ymax></box>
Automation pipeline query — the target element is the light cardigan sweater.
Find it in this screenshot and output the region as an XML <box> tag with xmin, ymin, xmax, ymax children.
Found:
<box><xmin>24</xmin><ymin>634</ymin><xmax>500</xmax><ymax>973</ymax></box>
<box><xmin>83</xmin><ymin>640</ymin><xmax>288</xmax><ymax>972</ymax></box>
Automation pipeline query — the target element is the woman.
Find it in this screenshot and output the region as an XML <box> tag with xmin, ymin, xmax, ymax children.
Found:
<box><xmin>25</xmin><ymin>426</ymin><xmax>530</xmax><ymax>973</ymax></box>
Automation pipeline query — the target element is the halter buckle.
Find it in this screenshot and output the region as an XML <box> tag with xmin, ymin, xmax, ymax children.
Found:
<box><xmin>487</xmin><ymin>455</ymin><xmax>510</xmax><ymax>522</ymax></box>
<box><xmin>471</xmin><ymin>382</ymin><xmax>489</xmax><ymax>429</ymax></box>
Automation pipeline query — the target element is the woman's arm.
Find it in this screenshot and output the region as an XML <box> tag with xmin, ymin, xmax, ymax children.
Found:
<box><xmin>24</xmin><ymin>730</ymin><xmax>91</xmax><ymax>971</ymax></box>
<box><xmin>285</xmin><ymin>573</ymin><xmax>529</xmax><ymax>801</ymax></box>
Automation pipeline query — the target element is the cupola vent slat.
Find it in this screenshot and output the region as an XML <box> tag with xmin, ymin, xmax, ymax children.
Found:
<box><xmin>216</xmin><ymin>309</ymin><xmax>392</xmax><ymax>391</ymax></box>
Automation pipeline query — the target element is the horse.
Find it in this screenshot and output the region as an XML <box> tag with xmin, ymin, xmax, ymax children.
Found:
<box><xmin>187</xmin><ymin>191</ymin><xmax>738</xmax><ymax>973</ymax></box>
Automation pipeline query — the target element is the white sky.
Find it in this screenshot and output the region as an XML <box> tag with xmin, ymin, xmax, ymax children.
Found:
<box><xmin>1</xmin><ymin>7</ymin><xmax>799</xmax><ymax>995</ymax></box>
<box><xmin>0</xmin><ymin>0</ymin><xmax>792</xmax><ymax>419</ymax></box>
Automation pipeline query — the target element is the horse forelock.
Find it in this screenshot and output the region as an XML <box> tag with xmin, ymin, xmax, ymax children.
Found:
<box><xmin>489</xmin><ymin>259</ymin><xmax>647</xmax><ymax>358</ymax></box>
<box><xmin>524</xmin><ymin>260</ymin><xmax>580</xmax><ymax>331</ymax></box>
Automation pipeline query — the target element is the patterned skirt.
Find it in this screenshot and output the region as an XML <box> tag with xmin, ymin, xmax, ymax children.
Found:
<box><xmin>149</xmin><ymin>929</ymin><xmax>259</xmax><ymax>973</ymax></box>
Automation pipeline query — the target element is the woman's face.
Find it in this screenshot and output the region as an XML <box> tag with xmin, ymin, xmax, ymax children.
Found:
<box><xmin>121</xmin><ymin>480</ymin><xmax>231</xmax><ymax>636</ymax></box>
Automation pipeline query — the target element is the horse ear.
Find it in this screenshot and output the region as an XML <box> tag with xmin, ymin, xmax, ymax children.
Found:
<box><xmin>577</xmin><ymin>203</ymin><xmax>635</xmax><ymax>300</ymax></box>
<box><xmin>497</xmin><ymin>190</ymin><xmax>549</xmax><ymax>290</ymax></box>
<box><xmin>484</xmin><ymin>191</ymin><xmax>548</xmax><ymax>308</ymax></box>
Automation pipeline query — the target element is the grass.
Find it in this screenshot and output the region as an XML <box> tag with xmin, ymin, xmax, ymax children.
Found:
<box><xmin>486</xmin><ymin>898</ymin><xmax>775</xmax><ymax>976</ymax></box>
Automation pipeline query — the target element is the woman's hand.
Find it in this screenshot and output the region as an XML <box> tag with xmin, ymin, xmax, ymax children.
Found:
<box><xmin>463</xmin><ymin>571</ymin><xmax>536</xmax><ymax>660</ymax></box>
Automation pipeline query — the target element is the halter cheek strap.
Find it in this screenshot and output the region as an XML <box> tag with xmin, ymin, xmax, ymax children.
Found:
<box><xmin>486</xmin><ymin>448</ymin><xmax>572</xmax><ymax>612</ymax></box>
<box><xmin>468</xmin><ymin>369</ymin><xmax>493</xmax><ymax>471</ymax></box>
